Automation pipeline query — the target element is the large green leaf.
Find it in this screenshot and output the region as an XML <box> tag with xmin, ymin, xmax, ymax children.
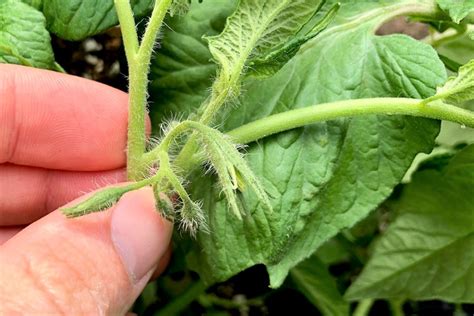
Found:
<box><xmin>0</xmin><ymin>0</ymin><xmax>55</xmax><ymax>69</ymax></box>
<box><xmin>437</xmin><ymin>0</ymin><xmax>474</xmax><ymax>23</ymax></box>
<box><xmin>150</xmin><ymin>0</ymin><xmax>446</xmax><ymax>287</ymax></box>
<box><xmin>42</xmin><ymin>0</ymin><xmax>154</xmax><ymax>40</ymax></box>
<box><xmin>290</xmin><ymin>255</ymin><xmax>349</xmax><ymax>316</ymax></box>
<box><xmin>345</xmin><ymin>145</ymin><xmax>474</xmax><ymax>302</ymax></box>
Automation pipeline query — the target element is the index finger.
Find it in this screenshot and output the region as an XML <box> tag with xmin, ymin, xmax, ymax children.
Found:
<box><xmin>0</xmin><ymin>64</ymin><xmax>129</xmax><ymax>171</ymax></box>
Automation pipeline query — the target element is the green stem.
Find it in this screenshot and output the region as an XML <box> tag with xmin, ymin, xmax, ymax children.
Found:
<box><xmin>426</xmin><ymin>24</ymin><xmax>469</xmax><ymax>48</ymax></box>
<box><xmin>353</xmin><ymin>299</ymin><xmax>374</xmax><ymax>316</ymax></box>
<box><xmin>389</xmin><ymin>299</ymin><xmax>405</xmax><ymax>316</ymax></box>
<box><xmin>156</xmin><ymin>280</ymin><xmax>207</xmax><ymax>316</ymax></box>
<box><xmin>142</xmin><ymin>120</ymin><xmax>212</xmax><ymax>169</ymax></box>
<box><xmin>199</xmin><ymin>85</ymin><xmax>233</xmax><ymax>125</ymax></box>
<box><xmin>169</xmin><ymin>98</ymin><xmax>473</xmax><ymax>173</ymax></box>
<box><xmin>126</xmin><ymin>60</ymin><xmax>149</xmax><ymax>180</ymax></box>
<box><xmin>172</xmin><ymin>85</ymin><xmax>232</xmax><ymax>172</ymax></box>
<box><xmin>227</xmin><ymin>98</ymin><xmax>474</xmax><ymax>144</ymax></box>
<box><xmin>138</xmin><ymin>0</ymin><xmax>172</xmax><ymax>62</ymax></box>
<box><xmin>114</xmin><ymin>0</ymin><xmax>172</xmax><ymax>180</ymax></box>
<box><xmin>114</xmin><ymin>0</ymin><xmax>139</xmax><ymax>60</ymax></box>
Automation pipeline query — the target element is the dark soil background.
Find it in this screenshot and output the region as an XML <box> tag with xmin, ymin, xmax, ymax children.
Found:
<box><xmin>51</xmin><ymin>18</ymin><xmax>474</xmax><ymax>316</ymax></box>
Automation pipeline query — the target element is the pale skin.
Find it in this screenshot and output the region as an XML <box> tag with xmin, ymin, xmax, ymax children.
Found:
<box><xmin>0</xmin><ymin>65</ymin><xmax>173</xmax><ymax>315</ymax></box>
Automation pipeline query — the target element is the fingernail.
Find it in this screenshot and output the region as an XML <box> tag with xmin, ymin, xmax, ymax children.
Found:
<box><xmin>111</xmin><ymin>188</ymin><xmax>173</xmax><ymax>283</ymax></box>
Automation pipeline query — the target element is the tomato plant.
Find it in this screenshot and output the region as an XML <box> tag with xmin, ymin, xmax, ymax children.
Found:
<box><xmin>1</xmin><ymin>0</ymin><xmax>473</xmax><ymax>314</ymax></box>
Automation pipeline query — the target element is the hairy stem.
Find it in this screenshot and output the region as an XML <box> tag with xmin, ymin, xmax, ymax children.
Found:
<box><xmin>143</xmin><ymin>120</ymin><xmax>214</xmax><ymax>169</ymax></box>
<box><xmin>114</xmin><ymin>0</ymin><xmax>139</xmax><ymax>60</ymax></box>
<box><xmin>115</xmin><ymin>0</ymin><xmax>172</xmax><ymax>180</ymax></box>
<box><xmin>169</xmin><ymin>98</ymin><xmax>474</xmax><ymax>172</ymax></box>
<box><xmin>227</xmin><ymin>98</ymin><xmax>474</xmax><ymax>144</ymax></box>
<box><xmin>172</xmin><ymin>85</ymin><xmax>232</xmax><ymax>173</ymax></box>
<box><xmin>126</xmin><ymin>60</ymin><xmax>149</xmax><ymax>180</ymax></box>
<box><xmin>138</xmin><ymin>0</ymin><xmax>173</xmax><ymax>62</ymax></box>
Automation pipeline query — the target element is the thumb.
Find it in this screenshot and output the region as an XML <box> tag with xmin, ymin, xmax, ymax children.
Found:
<box><xmin>0</xmin><ymin>187</ymin><xmax>173</xmax><ymax>315</ymax></box>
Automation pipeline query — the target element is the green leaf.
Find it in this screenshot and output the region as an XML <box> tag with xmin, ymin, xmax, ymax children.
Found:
<box><xmin>195</xmin><ymin>124</ymin><xmax>273</xmax><ymax>218</ymax></box>
<box><xmin>436</xmin><ymin>32</ymin><xmax>474</xmax><ymax>66</ymax></box>
<box><xmin>21</xmin><ymin>0</ymin><xmax>42</xmax><ymax>10</ymax></box>
<box><xmin>149</xmin><ymin>0</ymin><xmax>237</xmax><ymax>123</ymax></box>
<box><xmin>0</xmin><ymin>0</ymin><xmax>55</xmax><ymax>69</ymax></box>
<box><xmin>430</xmin><ymin>59</ymin><xmax>474</xmax><ymax>104</ymax></box>
<box><xmin>150</xmin><ymin>0</ymin><xmax>446</xmax><ymax>287</ymax></box>
<box><xmin>345</xmin><ymin>145</ymin><xmax>474</xmax><ymax>303</ymax></box>
<box><xmin>169</xmin><ymin>0</ymin><xmax>191</xmax><ymax>17</ymax></box>
<box><xmin>437</xmin><ymin>0</ymin><xmax>474</xmax><ymax>23</ymax></box>
<box><xmin>290</xmin><ymin>255</ymin><xmax>349</xmax><ymax>316</ymax></box>
<box><xmin>206</xmin><ymin>0</ymin><xmax>323</xmax><ymax>90</ymax></box>
<box><xmin>189</xmin><ymin>1</ymin><xmax>446</xmax><ymax>287</ymax></box>
<box><xmin>247</xmin><ymin>3</ymin><xmax>340</xmax><ymax>78</ymax></box>
<box><xmin>42</xmin><ymin>0</ymin><xmax>154</xmax><ymax>40</ymax></box>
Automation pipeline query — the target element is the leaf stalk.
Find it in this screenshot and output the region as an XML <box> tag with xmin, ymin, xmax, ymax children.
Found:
<box><xmin>227</xmin><ymin>98</ymin><xmax>474</xmax><ymax>144</ymax></box>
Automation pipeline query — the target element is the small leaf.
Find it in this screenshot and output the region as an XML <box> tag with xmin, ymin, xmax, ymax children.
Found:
<box><xmin>345</xmin><ymin>145</ymin><xmax>474</xmax><ymax>303</ymax></box>
<box><xmin>0</xmin><ymin>0</ymin><xmax>55</xmax><ymax>69</ymax></box>
<box><xmin>428</xmin><ymin>59</ymin><xmax>474</xmax><ymax>104</ymax></box>
<box><xmin>437</xmin><ymin>0</ymin><xmax>474</xmax><ymax>23</ymax></box>
<box><xmin>62</xmin><ymin>186</ymin><xmax>133</xmax><ymax>218</ymax></box>
<box><xmin>202</xmin><ymin>134</ymin><xmax>243</xmax><ymax>218</ymax></box>
<box><xmin>247</xmin><ymin>3</ymin><xmax>340</xmax><ymax>78</ymax></box>
<box><xmin>290</xmin><ymin>254</ymin><xmax>349</xmax><ymax>316</ymax></box>
<box><xmin>196</xmin><ymin>124</ymin><xmax>273</xmax><ymax>218</ymax></box>
<box><xmin>206</xmin><ymin>0</ymin><xmax>323</xmax><ymax>91</ymax></box>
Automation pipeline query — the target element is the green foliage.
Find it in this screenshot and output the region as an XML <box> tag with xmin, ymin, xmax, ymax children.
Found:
<box><xmin>150</xmin><ymin>0</ymin><xmax>236</xmax><ymax>122</ymax></box>
<box><xmin>167</xmin><ymin>0</ymin><xmax>447</xmax><ymax>287</ymax></box>
<box><xmin>169</xmin><ymin>0</ymin><xmax>191</xmax><ymax>16</ymax></box>
<box><xmin>246</xmin><ymin>2</ymin><xmax>340</xmax><ymax>79</ymax></box>
<box><xmin>430</xmin><ymin>59</ymin><xmax>474</xmax><ymax>104</ymax></box>
<box><xmin>42</xmin><ymin>0</ymin><xmax>154</xmax><ymax>40</ymax></box>
<box><xmin>206</xmin><ymin>0</ymin><xmax>324</xmax><ymax>94</ymax></box>
<box><xmin>3</xmin><ymin>0</ymin><xmax>474</xmax><ymax>313</ymax></box>
<box><xmin>0</xmin><ymin>0</ymin><xmax>55</xmax><ymax>69</ymax></box>
<box><xmin>21</xmin><ymin>0</ymin><xmax>42</xmax><ymax>10</ymax></box>
<box><xmin>290</xmin><ymin>254</ymin><xmax>349</xmax><ymax>316</ymax></box>
<box><xmin>345</xmin><ymin>145</ymin><xmax>474</xmax><ymax>302</ymax></box>
<box><xmin>192</xmin><ymin>123</ymin><xmax>273</xmax><ymax>218</ymax></box>
<box><xmin>435</xmin><ymin>32</ymin><xmax>474</xmax><ymax>65</ymax></box>
<box><xmin>437</xmin><ymin>0</ymin><xmax>474</xmax><ymax>23</ymax></box>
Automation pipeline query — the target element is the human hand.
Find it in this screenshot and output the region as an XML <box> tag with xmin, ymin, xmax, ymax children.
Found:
<box><xmin>0</xmin><ymin>65</ymin><xmax>173</xmax><ymax>315</ymax></box>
